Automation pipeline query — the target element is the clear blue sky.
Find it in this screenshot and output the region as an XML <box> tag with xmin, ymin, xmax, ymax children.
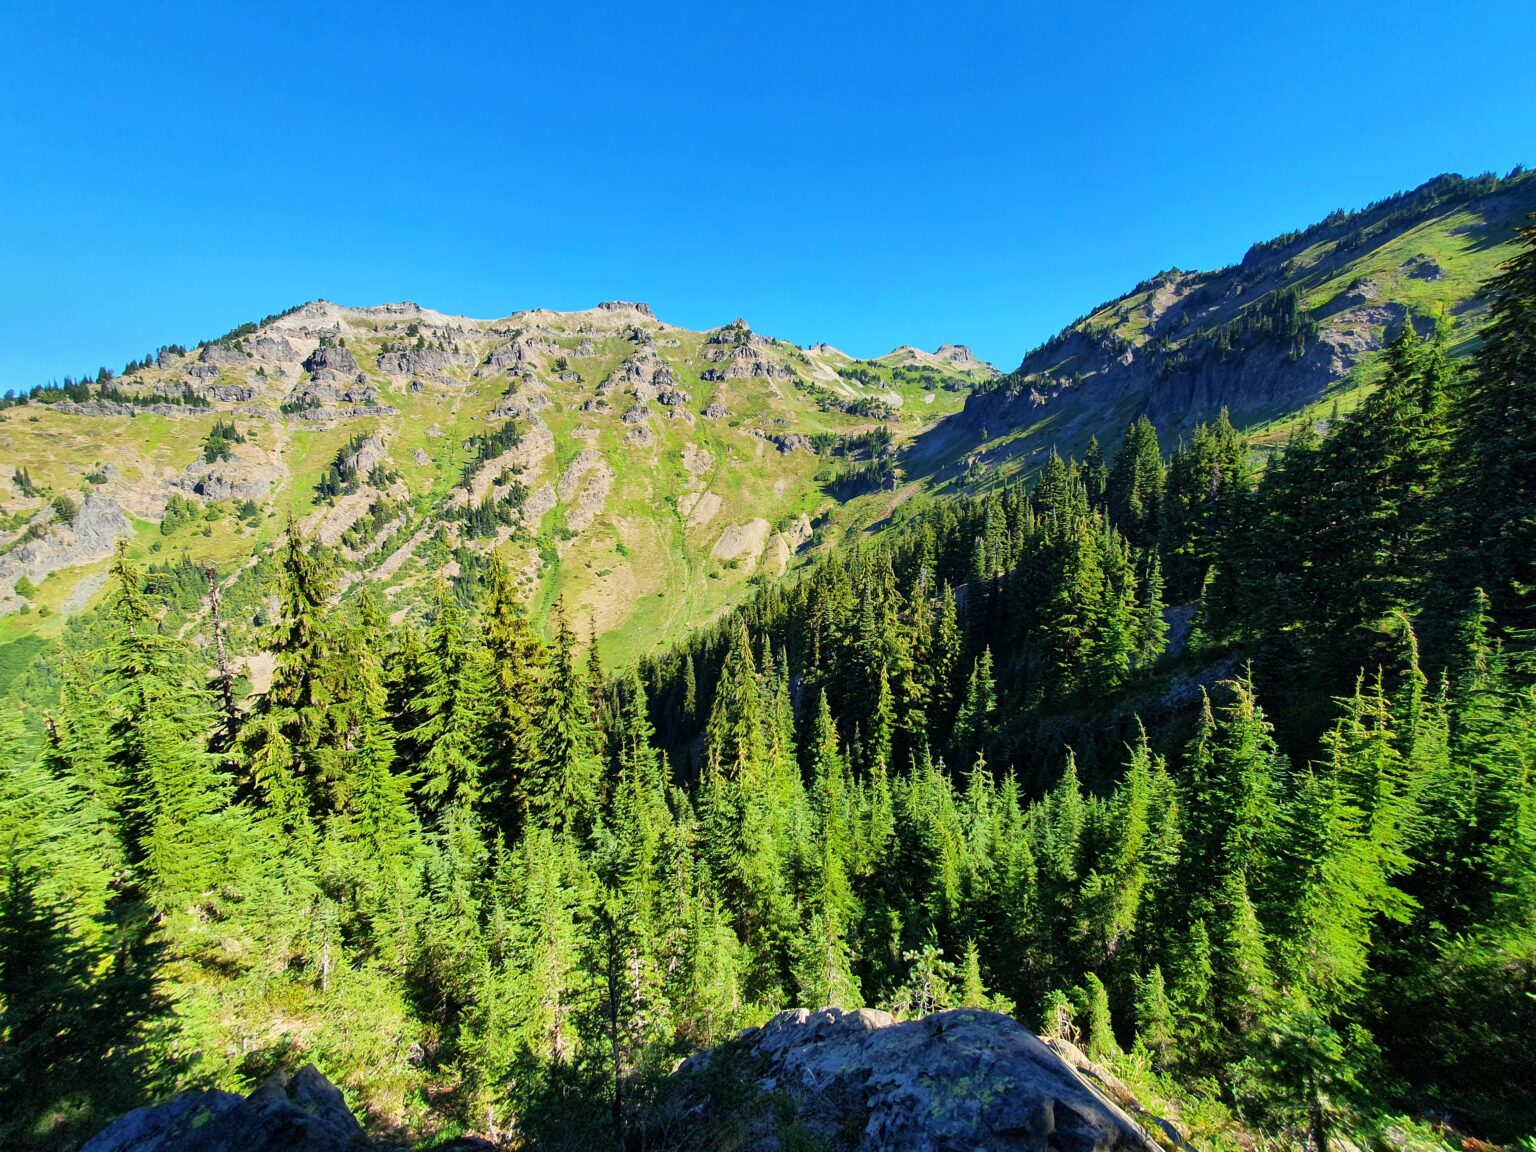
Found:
<box><xmin>2</xmin><ymin>1</ymin><xmax>1532</xmax><ymax>389</ymax></box>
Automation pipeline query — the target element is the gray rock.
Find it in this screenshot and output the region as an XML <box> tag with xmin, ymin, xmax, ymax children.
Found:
<box><xmin>172</xmin><ymin>461</ymin><xmax>271</xmax><ymax>502</ymax></box>
<box><xmin>197</xmin><ymin>384</ymin><xmax>257</xmax><ymax>403</ymax></box>
<box><xmin>376</xmin><ymin>348</ymin><xmax>452</xmax><ymax>377</ymax></box>
<box><xmin>200</xmin><ymin>343</ymin><xmax>248</xmax><ymax>366</ymax></box>
<box><xmin>81</xmin><ymin>1064</ymin><xmax>365</xmax><ymax>1152</ymax></box>
<box><xmin>303</xmin><ymin>344</ymin><xmax>361</xmax><ymax>379</ymax></box>
<box><xmin>597</xmin><ymin>300</ymin><xmax>654</xmax><ymax>317</ymax></box>
<box><xmin>1</xmin><ymin>492</ymin><xmax>133</xmax><ymax>604</ymax></box>
<box><xmin>249</xmin><ymin>336</ymin><xmax>298</xmax><ymax>361</ymax></box>
<box><xmin>341</xmin><ymin>434</ymin><xmax>388</xmax><ymax>478</ymax></box>
<box><xmin>765</xmin><ymin>431</ymin><xmax>811</xmax><ymax>453</ymax></box>
<box><xmin>677</xmin><ymin>1008</ymin><xmax>1160</xmax><ymax>1152</ymax></box>
<box><xmin>935</xmin><ymin>343</ymin><xmax>979</xmax><ymax>364</ymax></box>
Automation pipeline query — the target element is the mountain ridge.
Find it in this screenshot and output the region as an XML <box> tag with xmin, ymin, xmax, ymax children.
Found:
<box><xmin>908</xmin><ymin>167</ymin><xmax>1536</xmax><ymax>484</ymax></box>
<box><xmin>2</xmin><ymin>167</ymin><xmax>1532</xmax><ymax>670</ymax></box>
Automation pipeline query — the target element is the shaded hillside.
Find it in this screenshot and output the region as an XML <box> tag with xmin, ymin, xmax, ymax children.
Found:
<box><xmin>914</xmin><ymin>168</ymin><xmax>1536</xmax><ymax>482</ymax></box>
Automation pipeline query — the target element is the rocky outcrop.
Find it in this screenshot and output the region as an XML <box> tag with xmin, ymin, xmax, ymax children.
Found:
<box><xmin>376</xmin><ymin>347</ymin><xmax>454</xmax><ymax>378</ymax></box>
<box><xmin>603</xmin><ymin>351</ymin><xmax>676</xmax><ymax>404</ymax></box>
<box><xmin>52</xmin><ymin>401</ymin><xmax>204</xmax><ymax>418</ymax></box>
<box><xmin>172</xmin><ymin>459</ymin><xmax>272</xmax><ymax>502</ymax></box>
<box><xmin>757</xmin><ymin>430</ymin><xmax>811</xmax><ymax>453</ymax></box>
<box><xmin>78</xmin><ymin>1013</ymin><xmax>1170</xmax><ymax>1152</ymax></box>
<box><xmin>200</xmin><ymin>343</ymin><xmax>248</xmax><ymax>367</ymax></box>
<box><xmin>676</xmin><ymin>1007</ymin><xmax>1162</xmax><ymax>1152</ymax></box>
<box><xmin>80</xmin><ymin>1065</ymin><xmax>366</xmax><ymax>1152</ymax></box>
<box><xmin>935</xmin><ymin>343</ymin><xmax>980</xmax><ymax>365</ymax></box>
<box><xmin>0</xmin><ymin>493</ymin><xmax>133</xmax><ymax>606</ymax></box>
<box><xmin>597</xmin><ymin>300</ymin><xmax>654</xmax><ymax>317</ymax></box>
<box><xmin>195</xmin><ymin>383</ymin><xmax>258</xmax><ymax>403</ymax></box>
<box><xmin>303</xmin><ymin>343</ymin><xmax>362</xmax><ymax>382</ymax></box>
<box><xmin>249</xmin><ymin>335</ymin><xmax>298</xmax><ymax>362</ymax></box>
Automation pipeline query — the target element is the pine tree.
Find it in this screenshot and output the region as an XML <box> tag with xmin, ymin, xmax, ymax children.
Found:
<box><xmin>1133</xmin><ymin>965</ymin><xmax>1176</xmax><ymax>1069</ymax></box>
<box><xmin>1454</xmin><ymin>213</ymin><xmax>1536</xmax><ymax>629</ymax></box>
<box><xmin>795</xmin><ymin>691</ymin><xmax>862</xmax><ymax>1009</ymax></box>
<box><xmin>243</xmin><ymin>528</ymin><xmax>343</xmax><ymax>835</ymax></box>
<box><xmin>1106</xmin><ymin>416</ymin><xmax>1164</xmax><ymax>550</ymax></box>
<box><xmin>482</xmin><ymin>557</ymin><xmax>547</xmax><ymax>833</ymax></box>
<box><xmin>951</xmin><ymin>648</ymin><xmax>996</xmax><ymax>767</ymax></box>
<box><xmin>405</xmin><ymin>583</ymin><xmax>492</xmax><ymax>816</ymax></box>
<box><xmin>103</xmin><ymin>549</ymin><xmax>230</xmax><ymax>907</ymax></box>
<box><xmin>531</xmin><ymin>608</ymin><xmax>602</xmax><ymax>834</ymax></box>
<box><xmin>1079</xmin><ymin>971</ymin><xmax>1120</xmax><ymax>1061</ymax></box>
<box><xmin>1083</xmin><ymin>435</ymin><xmax>1108</xmax><ymax>510</ymax></box>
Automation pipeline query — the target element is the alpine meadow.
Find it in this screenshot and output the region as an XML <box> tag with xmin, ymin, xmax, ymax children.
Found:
<box><xmin>3</xmin><ymin>11</ymin><xmax>1536</xmax><ymax>1150</ymax></box>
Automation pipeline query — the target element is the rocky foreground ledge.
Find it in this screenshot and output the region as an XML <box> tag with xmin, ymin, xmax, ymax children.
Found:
<box><xmin>677</xmin><ymin>1007</ymin><xmax>1162</xmax><ymax>1152</ymax></box>
<box><xmin>81</xmin><ymin>1008</ymin><xmax>1165</xmax><ymax>1152</ymax></box>
<box><xmin>76</xmin><ymin>1064</ymin><xmax>476</xmax><ymax>1152</ymax></box>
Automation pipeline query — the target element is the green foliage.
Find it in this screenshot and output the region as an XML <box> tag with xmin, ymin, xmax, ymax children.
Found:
<box><xmin>3</xmin><ymin>215</ymin><xmax>1536</xmax><ymax>1151</ymax></box>
<box><xmin>159</xmin><ymin>493</ymin><xmax>201</xmax><ymax>536</ymax></box>
<box><xmin>202</xmin><ymin>418</ymin><xmax>244</xmax><ymax>463</ymax></box>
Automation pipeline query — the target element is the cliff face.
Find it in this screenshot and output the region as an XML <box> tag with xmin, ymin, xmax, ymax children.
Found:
<box><xmin>929</xmin><ymin>169</ymin><xmax>1536</xmax><ymax>473</ymax></box>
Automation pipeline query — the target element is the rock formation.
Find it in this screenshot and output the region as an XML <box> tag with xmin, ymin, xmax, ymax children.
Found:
<box><xmin>77</xmin><ymin>1011</ymin><xmax>1167</xmax><ymax>1152</ymax></box>
<box><xmin>80</xmin><ymin>1065</ymin><xmax>368</xmax><ymax>1152</ymax></box>
<box><xmin>673</xmin><ymin>1007</ymin><xmax>1164</xmax><ymax>1152</ymax></box>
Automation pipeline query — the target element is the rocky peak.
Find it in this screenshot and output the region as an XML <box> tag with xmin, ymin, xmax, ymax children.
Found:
<box><xmin>597</xmin><ymin>300</ymin><xmax>654</xmax><ymax>317</ymax></box>
<box><xmin>935</xmin><ymin>343</ymin><xmax>978</xmax><ymax>363</ymax></box>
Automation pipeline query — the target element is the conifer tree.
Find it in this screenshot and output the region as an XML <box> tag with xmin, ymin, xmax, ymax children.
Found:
<box><xmin>1133</xmin><ymin>964</ymin><xmax>1176</xmax><ymax>1069</ymax></box>
<box><xmin>405</xmin><ymin>583</ymin><xmax>492</xmax><ymax>816</ymax></box>
<box><xmin>103</xmin><ymin>549</ymin><xmax>230</xmax><ymax>907</ymax></box>
<box><xmin>243</xmin><ymin>528</ymin><xmax>343</xmax><ymax>835</ymax></box>
<box><xmin>1454</xmin><ymin>213</ymin><xmax>1536</xmax><ymax>628</ymax></box>
<box><xmin>1106</xmin><ymin>416</ymin><xmax>1164</xmax><ymax>550</ymax></box>
<box><xmin>951</xmin><ymin>648</ymin><xmax>997</xmax><ymax>768</ymax></box>
<box><xmin>531</xmin><ymin>608</ymin><xmax>602</xmax><ymax>834</ymax></box>
<box><xmin>482</xmin><ymin>557</ymin><xmax>547</xmax><ymax>833</ymax></box>
<box><xmin>1083</xmin><ymin>435</ymin><xmax>1108</xmax><ymax>510</ymax></box>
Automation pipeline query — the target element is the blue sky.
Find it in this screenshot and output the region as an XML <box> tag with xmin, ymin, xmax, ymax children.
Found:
<box><xmin>2</xmin><ymin>1</ymin><xmax>1532</xmax><ymax>388</ymax></box>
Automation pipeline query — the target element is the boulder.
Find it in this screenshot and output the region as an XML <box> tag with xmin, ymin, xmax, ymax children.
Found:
<box><xmin>80</xmin><ymin>1064</ymin><xmax>368</xmax><ymax>1152</ymax></box>
<box><xmin>675</xmin><ymin>1007</ymin><xmax>1162</xmax><ymax>1152</ymax></box>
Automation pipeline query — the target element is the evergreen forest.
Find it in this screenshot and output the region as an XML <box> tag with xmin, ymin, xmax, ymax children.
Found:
<box><xmin>3</xmin><ymin>225</ymin><xmax>1536</xmax><ymax>1152</ymax></box>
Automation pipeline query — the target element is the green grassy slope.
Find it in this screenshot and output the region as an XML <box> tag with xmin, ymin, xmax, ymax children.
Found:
<box><xmin>913</xmin><ymin>168</ymin><xmax>1536</xmax><ymax>485</ymax></box>
<box><xmin>0</xmin><ymin>302</ymin><xmax>993</xmax><ymax>668</ymax></box>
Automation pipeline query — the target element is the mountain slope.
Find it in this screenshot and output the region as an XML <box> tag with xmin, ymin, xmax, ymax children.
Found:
<box><xmin>0</xmin><ymin>301</ymin><xmax>992</xmax><ymax>665</ymax></box>
<box><xmin>4</xmin><ymin>167</ymin><xmax>1533</xmax><ymax>670</ymax></box>
<box><xmin>912</xmin><ymin>168</ymin><xmax>1536</xmax><ymax>483</ymax></box>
